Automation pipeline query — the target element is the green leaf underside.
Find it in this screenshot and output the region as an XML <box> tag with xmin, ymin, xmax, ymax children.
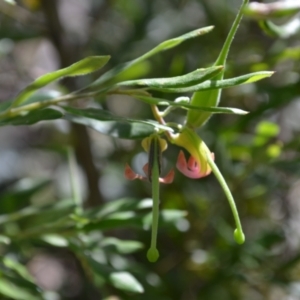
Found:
<box><xmin>88</xmin><ymin>26</ymin><xmax>214</xmax><ymax>89</ymax></box>
<box><xmin>109</xmin><ymin>272</ymin><xmax>144</xmax><ymax>293</ymax></box>
<box><xmin>0</xmin><ymin>108</ymin><xmax>63</xmax><ymax>126</ymax></box>
<box><xmin>117</xmin><ymin>66</ymin><xmax>223</xmax><ymax>88</ymax></box>
<box><xmin>11</xmin><ymin>56</ymin><xmax>110</xmax><ymax>107</ymax></box>
<box><xmin>62</xmin><ymin>107</ymin><xmax>173</xmax><ymax>139</ymax></box>
<box><xmin>144</xmin><ymin>71</ymin><xmax>274</xmax><ymax>93</ymax></box>
<box><xmin>133</xmin><ymin>95</ymin><xmax>248</xmax><ymax>114</ymax></box>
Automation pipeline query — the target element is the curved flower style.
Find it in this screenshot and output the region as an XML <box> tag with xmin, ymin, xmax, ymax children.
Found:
<box><xmin>170</xmin><ymin>126</ymin><xmax>245</xmax><ymax>245</ymax></box>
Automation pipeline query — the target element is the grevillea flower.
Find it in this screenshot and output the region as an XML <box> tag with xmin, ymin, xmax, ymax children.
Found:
<box><xmin>125</xmin><ymin>128</ymin><xmax>244</xmax><ymax>263</ymax></box>
<box><xmin>124</xmin><ymin>135</ymin><xmax>174</xmax><ymax>184</ymax></box>
<box><xmin>172</xmin><ymin>127</ymin><xmax>215</xmax><ymax>179</ymax></box>
<box><xmin>176</xmin><ymin>150</ymin><xmax>215</xmax><ymax>179</ymax></box>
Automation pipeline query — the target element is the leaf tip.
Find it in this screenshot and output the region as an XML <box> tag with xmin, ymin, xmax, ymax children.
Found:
<box><xmin>197</xmin><ymin>25</ymin><xmax>215</xmax><ymax>35</ymax></box>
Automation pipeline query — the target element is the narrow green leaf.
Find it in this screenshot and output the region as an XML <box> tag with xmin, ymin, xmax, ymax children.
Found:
<box><xmin>148</xmin><ymin>71</ymin><xmax>274</xmax><ymax>93</ymax></box>
<box><xmin>62</xmin><ymin>106</ymin><xmax>173</xmax><ymax>139</ymax></box>
<box><xmin>84</xmin><ymin>198</ymin><xmax>152</xmax><ymax>220</ymax></box>
<box><xmin>109</xmin><ymin>272</ymin><xmax>144</xmax><ymax>293</ymax></box>
<box><xmin>117</xmin><ymin>66</ymin><xmax>223</xmax><ymax>88</ymax></box>
<box><xmin>0</xmin><ymin>108</ymin><xmax>63</xmax><ymax>126</ymax></box>
<box><xmin>133</xmin><ymin>95</ymin><xmax>248</xmax><ymax>115</ymax></box>
<box><xmin>82</xmin><ymin>213</ymin><xmax>142</xmax><ymax>232</ymax></box>
<box><xmin>3</xmin><ymin>257</ymin><xmax>34</xmax><ymax>282</ymax></box>
<box><xmin>100</xmin><ymin>237</ymin><xmax>143</xmax><ymax>254</ymax></box>
<box><xmin>88</xmin><ymin>26</ymin><xmax>214</xmax><ymax>89</ymax></box>
<box><xmin>40</xmin><ymin>234</ymin><xmax>69</xmax><ymax>247</ymax></box>
<box><xmin>0</xmin><ymin>199</ymin><xmax>74</xmax><ymax>230</ymax></box>
<box><xmin>188</xmin><ymin>0</ymin><xmax>249</xmax><ymax>128</ymax></box>
<box><xmin>21</xmin><ymin>90</ymin><xmax>62</xmax><ymax>106</ymax></box>
<box><xmin>16</xmin><ymin>202</ymin><xmax>75</xmax><ymax>230</ymax></box>
<box><xmin>0</xmin><ymin>178</ymin><xmax>51</xmax><ymax>215</ymax></box>
<box><xmin>0</xmin><ymin>278</ymin><xmax>40</xmax><ymax>300</ymax></box>
<box><xmin>11</xmin><ymin>56</ymin><xmax>110</xmax><ymax>107</ymax></box>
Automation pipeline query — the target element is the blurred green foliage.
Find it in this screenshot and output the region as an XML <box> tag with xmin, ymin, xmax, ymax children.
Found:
<box><xmin>0</xmin><ymin>0</ymin><xmax>300</xmax><ymax>299</ymax></box>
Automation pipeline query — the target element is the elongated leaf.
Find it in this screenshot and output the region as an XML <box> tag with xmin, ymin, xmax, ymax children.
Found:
<box><xmin>82</xmin><ymin>212</ymin><xmax>143</xmax><ymax>232</ymax></box>
<box><xmin>0</xmin><ymin>205</ymin><xmax>73</xmax><ymax>229</ymax></box>
<box><xmin>188</xmin><ymin>0</ymin><xmax>249</xmax><ymax>128</ymax></box>
<box><xmin>84</xmin><ymin>198</ymin><xmax>152</xmax><ymax>220</ymax></box>
<box><xmin>118</xmin><ymin>66</ymin><xmax>223</xmax><ymax>88</ymax></box>
<box><xmin>3</xmin><ymin>257</ymin><xmax>34</xmax><ymax>282</ymax></box>
<box><xmin>62</xmin><ymin>106</ymin><xmax>173</xmax><ymax>139</ymax></box>
<box><xmin>0</xmin><ymin>178</ymin><xmax>51</xmax><ymax>215</ymax></box>
<box><xmin>0</xmin><ymin>278</ymin><xmax>40</xmax><ymax>300</ymax></box>
<box><xmin>40</xmin><ymin>234</ymin><xmax>69</xmax><ymax>247</ymax></box>
<box><xmin>100</xmin><ymin>237</ymin><xmax>143</xmax><ymax>254</ymax></box>
<box><xmin>17</xmin><ymin>202</ymin><xmax>75</xmax><ymax>230</ymax></box>
<box><xmin>0</xmin><ymin>108</ymin><xmax>62</xmax><ymax>126</ymax></box>
<box><xmin>109</xmin><ymin>272</ymin><xmax>144</xmax><ymax>293</ymax></box>
<box><xmin>11</xmin><ymin>56</ymin><xmax>110</xmax><ymax>107</ymax></box>
<box><xmin>21</xmin><ymin>90</ymin><xmax>62</xmax><ymax>106</ymax></box>
<box><xmin>81</xmin><ymin>205</ymin><xmax>184</xmax><ymax>232</ymax></box>
<box><xmin>88</xmin><ymin>26</ymin><xmax>214</xmax><ymax>89</ymax></box>
<box><xmin>133</xmin><ymin>95</ymin><xmax>248</xmax><ymax>115</ymax></box>
<box><xmin>147</xmin><ymin>71</ymin><xmax>274</xmax><ymax>93</ymax></box>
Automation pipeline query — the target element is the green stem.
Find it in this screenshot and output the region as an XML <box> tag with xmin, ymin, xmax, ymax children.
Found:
<box><xmin>0</xmin><ymin>91</ymin><xmax>98</xmax><ymax>120</ymax></box>
<box><xmin>67</xmin><ymin>147</ymin><xmax>83</xmax><ymax>214</ymax></box>
<box><xmin>0</xmin><ymin>87</ymin><xmax>146</xmax><ymax>121</ymax></box>
<box><xmin>147</xmin><ymin>137</ymin><xmax>160</xmax><ymax>262</ymax></box>
<box><xmin>215</xmin><ymin>0</ymin><xmax>249</xmax><ymax>67</ymax></box>
<box><xmin>206</xmin><ymin>152</ymin><xmax>245</xmax><ymax>244</ymax></box>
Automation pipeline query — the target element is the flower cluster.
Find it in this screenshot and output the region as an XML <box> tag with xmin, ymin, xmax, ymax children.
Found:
<box><xmin>124</xmin><ymin>128</ymin><xmax>214</xmax><ymax>183</ymax></box>
<box><xmin>124</xmin><ymin>125</ymin><xmax>244</xmax><ymax>262</ymax></box>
